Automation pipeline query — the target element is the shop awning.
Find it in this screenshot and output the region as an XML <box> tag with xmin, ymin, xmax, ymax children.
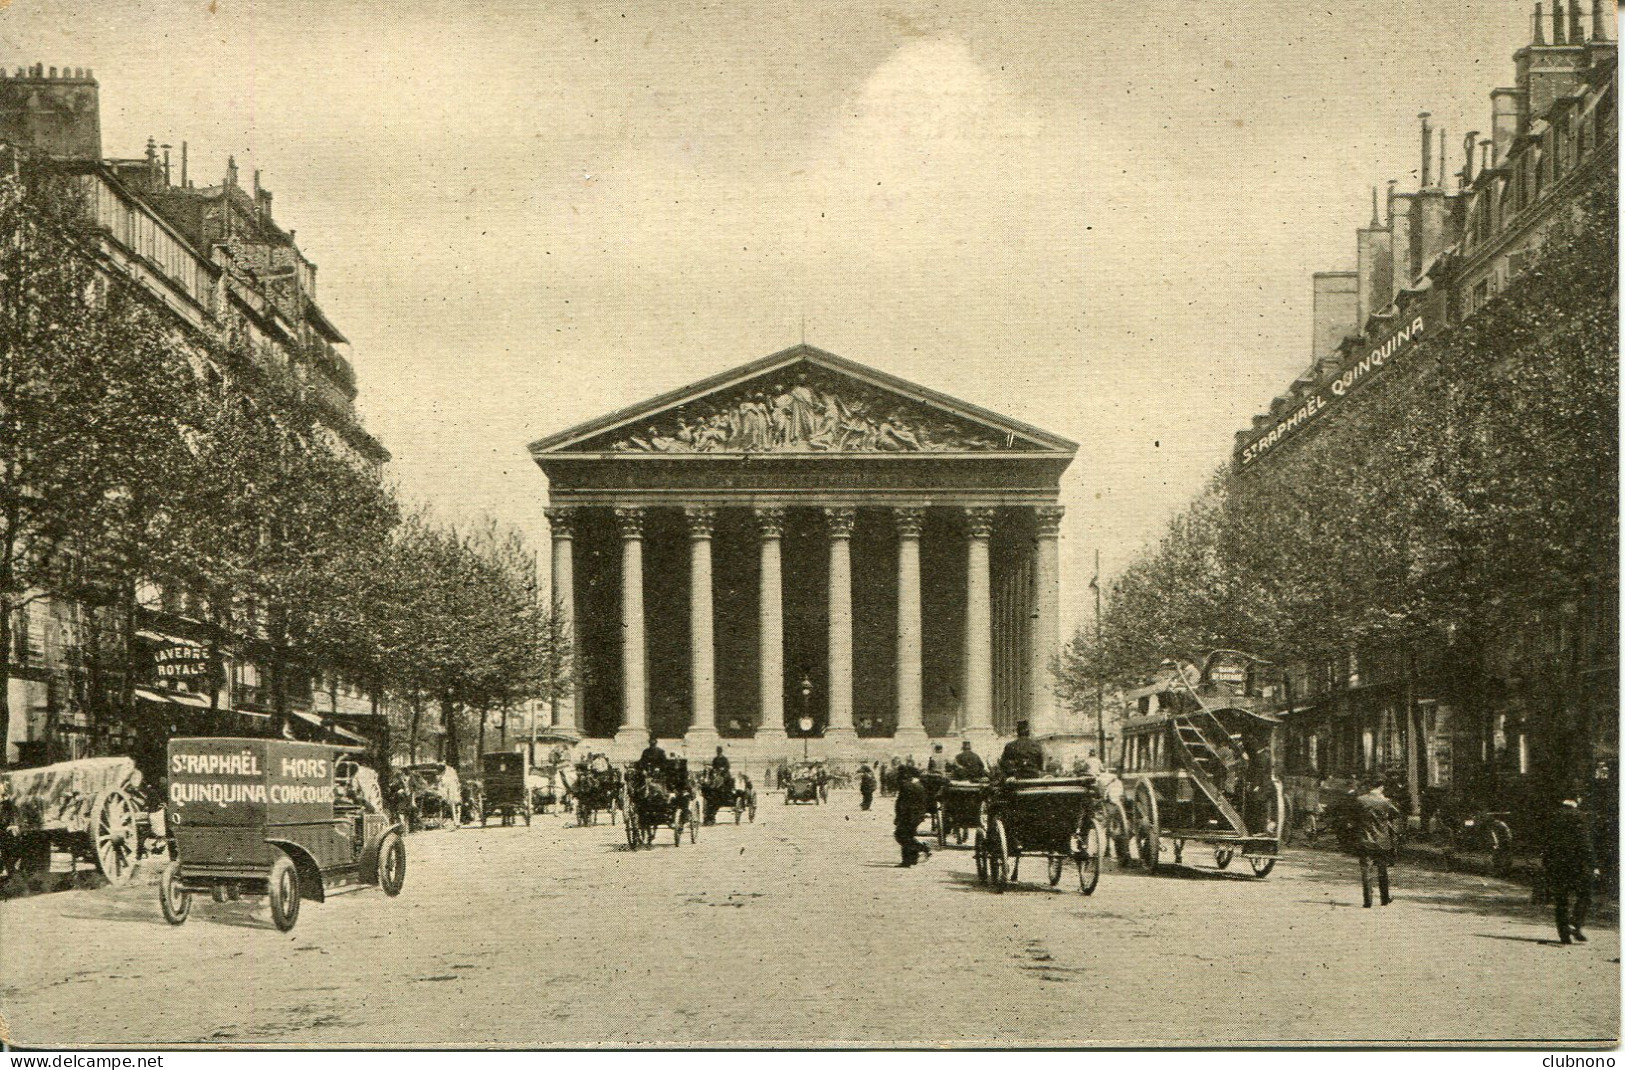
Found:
<box><xmin>134</xmin><ymin>687</ymin><xmax>212</xmax><ymax>708</ymax></box>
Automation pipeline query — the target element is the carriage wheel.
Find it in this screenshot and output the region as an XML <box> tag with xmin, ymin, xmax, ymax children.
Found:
<box><xmin>1173</xmin><ymin>840</ymin><xmax>1184</xmax><ymax>865</ymax></box>
<box><xmin>1077</xmin><ymin>820</ymin><xmax>1104</xmax><ymax>895</ymax></box>
<box><xmin>1214</xmin><ymin>847</ymin><xmax>1235</xmax><ymax>870</ymax></box>
<box><xmin>1107</xmin><ymin>801</ymin><xmax>1134</xmax><ymax>868</ymax></box>
<box><xmin>267</xmin><ymin>855</ymin><xmax>301</xmax><ymax>932</ymax></box>
<box><xmin>987</xmin><ymin>817</ymin><xmax>1010</xmax><ymax>893</ymax></box>
<box><xmin>89</xmin><ymin>790</ymin><xmax>138</xmax><ymax>886</ymax></box>
<box><xmin>158</xmin><ymin>861</ymin><xmax>190</xmax><ymax>925</ymax></box>
<box><xmin>1135</xmin><ymin>783</ymin><xmax>1161</xmax><ymax>873</ymax></box>
<box><xmin>1249</xmin><ymin>856</ymin><xmax>1276</xmax><ymax>878</ymax></box>
<box><xmin>973</xmin><ymin>829</ymin><xmax>989</xmax><ymax>883</ymax></box>
<box><xmin>379</xmin><ymin>832</ymin><xmax>406</xmax><ymax>896</ymax></box>
<box><xmin>624</xmin><ymin>806</ymin><xmax>641</xmax><ymax>850</ymax></box>
<box><xmin>937</xmin><ymin>809</ymin><xmax>950</xmax><ymax>850</ymax></box>
<box><xmin>1047</xmin><ymin>856</ymin><xmax>1065</xmax><ymax>886</ymax></box>
<box><xmin>1489</xmin><ymin>821</ymin><xmax>1514</xmax><ymax>879</ymax></box>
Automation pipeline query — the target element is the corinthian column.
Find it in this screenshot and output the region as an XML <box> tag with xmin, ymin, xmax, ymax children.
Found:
<box><xmin>824</xmin><ymin>507</ymin><xmax>857</xmax><ymax>744</ymax></box>
<box><xmin>962</xmin><ymin>507</ymin><xmax>997</xmax><ymax>745</ymax></box>
<box><xmin>1030</xmin><ymin>505</ymin><xmax>1064</xmax><ymax>739</ymax></box>
<box><xmin>685</xmin><ymin>506</ymin><xmax>718</xmax><ymax>744</ymax></box>
<box><xmin>544</xmin><ymin>506</ymin><xmax>578</xmax><ymax>731</ymax></box>
<box><xmin>615</xmin><ymin>507</ymin><xmax>647</xmax><ymax>742</ymax></box>
<box><xmin>892</xmin><ymin>507</ymin><xmax>929</xmax><ymax>748</ymax></box>
<box><xmin>755</xmin><ymin>507</ymin><xmax>788</xmax><ymax>743</ymax></box>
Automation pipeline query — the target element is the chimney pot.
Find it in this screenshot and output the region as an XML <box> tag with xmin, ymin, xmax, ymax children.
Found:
<box><xmin>1419</xmin><ymin>112</ymin><xmax>1433</xmax><ymax>187</ymax></box>
<box><xmin>1554</xmin><ymin>0</ymin><xmax>1567</xmax><ymax>44</ymax></box>
<box><xmin>1462</xmin><ymin>131</ymin><xmax>1479</xmax><ymax>184</ymax></box>
<box><xmin>47</xmin><ymin>67</ymin><xmax>56</xmax><ymax>78</ymax></box>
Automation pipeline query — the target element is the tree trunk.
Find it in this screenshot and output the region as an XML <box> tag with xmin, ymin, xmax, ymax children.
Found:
<box><xmin>1403</xmin><ymin>646</ymin><xmax>1423</xmax><ymax>819</ymax></box>
<box><xmin>441</xmin><ymin>692</ymin><xmax>459</xmax><ymax>769</ymax></box>
<box><xmin>408</xmin><ymin>691</ymin><xmax>422</xmax><ymax>764</ymax></box>
<box><xmin>477</xmin><ymin>706</ymin><xmax>487</xmax><ymax>759</ymax></box>
<box><xmin>0</xmin><ymin>595</ymin><xmax>13</xmax><ymax>768</ymax></box>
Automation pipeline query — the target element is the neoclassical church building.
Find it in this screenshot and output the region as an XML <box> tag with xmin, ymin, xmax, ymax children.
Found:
<box><xmin>530</xmin><ymin>345</ymin><xmax>1077</xmax><ymax>764</ymax></box>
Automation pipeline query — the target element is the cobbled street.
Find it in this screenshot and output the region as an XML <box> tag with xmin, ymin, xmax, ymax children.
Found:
<box><xmin>1</xmin><ymin>790</ymin><xmax>1616</xmax><ymax>1048</ymax></box>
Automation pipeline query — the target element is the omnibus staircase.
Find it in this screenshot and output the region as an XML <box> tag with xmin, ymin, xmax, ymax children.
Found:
<box><xmin>1169</xmin><ymin>710</ymin><xmax>1251</xmax><ymax>836</ymax></box>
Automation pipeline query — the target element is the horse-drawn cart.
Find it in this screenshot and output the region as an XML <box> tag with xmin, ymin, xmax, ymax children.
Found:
<box><xmin>0</xmin><ymin>756</ymin><xmax>165</xmax><ymax>888</ymax></box>
<box><xmin>974</xmin><ymin>776</ymin><xmax>1107</xmax><ymax>895</ymax></box>
<box><xmin>479</xmin><ymin>751</ymin><xmax>532</xmax><ymax>826</ymax></box>
<box><xmin>402</xmin><ymin>763</ymin><xmax>462</xmax><ymax>830</ymax></box>
<box><xmin>622</xmin><ymin>759</ymin><xmax>697</xmax><ymax>848</ymax></box>
<box><xmin>699</xmin><ymin>768</ymin><xmax>757</xmax><ymax>825</ymax></box>
<box><xmin>564</xmin><ymin>755</ymin><xmax>621</xmax><ymax>826</ymax></box>
<box><xmin>935</xmin><ymin>779</ymin><xmax>985</xmax><ymax>848</ymax></box>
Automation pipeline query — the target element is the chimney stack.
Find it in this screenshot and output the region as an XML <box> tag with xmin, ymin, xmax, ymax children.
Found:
<box><xmin>1570</xmin><ymin>0</ymin><xmax>1585</xmax><ymax>42</ymax></box>
<box><xmin>1536</xmin><ymin>2</ymin><xmax>1547</xmax><ymax>44</ymax></box>
<box><xmin>1419</xmin><ymin>112</ymin><xmax>1432</xmax><ymax>187</ymax></box>
<box><xmin>1437</xmin><ymin>127</ymin><xmax>1446</xmax><ymax>190</ymax></box>
<box><xmin>1594</xmin><ymin>0</ymin><xmax>1609</xmax><ymax>41</ymax></box>
<box><xmin>1462</xmin><ymin>130</ymin><xmax>1479</xmax><ymax>184</ymax></box>
<box><xmin>161</xmin><ymin>142</ymin><xmax>172</xmax><ymax>185</ymax></box>
<box><xmin>1553</xmin><ymin>0</ymin><xmax>1567</xmax><ymax>45</ymax></box>
<box><xmin>180</xmin><ymin>141</ymin><xmax>188</xmax><ymax>187</ymax></box>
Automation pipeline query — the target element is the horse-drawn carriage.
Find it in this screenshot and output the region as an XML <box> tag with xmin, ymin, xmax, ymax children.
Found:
<box><xmin>1117</xmin><ymin>651</ymin><xmax>1287</xmax><ymax>877</ymax></box>
<box><xmin>935</xmin><ymin>778</ymin><xmax>986</xmax><ymax>848</ymax></box>
<box><xmin>158</xmin><ymin>737</ymin><xmax>405</xmax><ymax>932</ymax></box>
<box><xmin>622</xmin><ymin>758</ymin><xmax>697</xmax><ymax>848</ymax></box>
<box><xmin>783</xmin><ymin>760</ymin><xmax>825</xmax><ymax>805</ymax></box>
<box><xmin>0</xmin><ymin>756</ymin><xmax>168</xmax><ymax>889</ymax></box>
<box><xmin>478</xmin><ymin>751</ymin><xmax>532</xmax><ymax>827</ymax></box>
<box><xmin>400</xmin><ymin>762</ymin><xmax>462</xmax><ymax>830</ymax></box>
<box><xmin>564</xmin><ymin>755</ymin><xmax>621</xmax><ymax>826</ymax></box>
<box><xmin>699</xmin><ymin>767</ymin><xmax>757</xmax><ymax>825</ymax></box>
<box><xmin>974</xmin><ymin>776</ymin><xmax>1107</xmax><ymax>895</ymax></box>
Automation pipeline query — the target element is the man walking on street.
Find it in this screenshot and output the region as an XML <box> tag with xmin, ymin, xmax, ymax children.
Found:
<box><xmin>894</xmin><ymin>766</ymin><xmax>932</xmax><ymax>867</ymax></box>
<box><xmin>1354</xmin><ymin>777</ymin><xmax>1402</xmax><ymax>908</ymax></box>
<box><xmin>858</xmin><ymin>764</ymin><xmax>876</xmax><ymax>811</ymax></box>
<box><xmin>1544</xmin><ymin>784</ymin><xmax>1596</xmax><ymax>945</ymax></box>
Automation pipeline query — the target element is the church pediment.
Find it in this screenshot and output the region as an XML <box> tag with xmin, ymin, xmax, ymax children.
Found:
<box><xmin>530</xmin><ymin>345</ymin><xmax>1076</xmax><ymax>457</ymax></box>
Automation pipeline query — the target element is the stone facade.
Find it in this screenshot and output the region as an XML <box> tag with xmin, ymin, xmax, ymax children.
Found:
<box><xmin>530</xmin><ymin>345</ymin><xmax>1076</xmax><ymax>765</ymax></box>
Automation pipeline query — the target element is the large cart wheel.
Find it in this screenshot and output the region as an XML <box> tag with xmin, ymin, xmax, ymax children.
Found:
<box><xmin>1107</xmin><ymin>800</ymin><xmax>1133</xmax><ymax>868</ymax></box>
<box><xmin>379</xmin><ymin>832</ymin><xmax>406</xmax><ymax>896</ymax></box>
<box><xmin>1047</xmin><ymin>856</ymin><xmax>1065</xmax><ymax>886</ymax></box>
<box><xmin>1249</xmin><ymin>855</ymin><xmax>1276</xmax><ymax>878</ymax></box>
<box><xmin>158</xmin><ymin>860</ymin><xmax>190</xmax><ymax>925</ymax></box>
<box><xmin>267</xmin><ymin>854</ymin><xmax>301</xmax><ymax>932</ymax></box>
<box><xmin>1214</xmin><ymin>847</ymin><xmax>1235</xmax><ymax>870</ymax></box>
<box><xmin>987</xmin><ymin>817</ymin><xmax>1010</xmax><ymax>894</ymax></box>
<box><xmin>937</xmin><ymin>809</ymin><xmax>950</xmax><ymax>850</ymax></box>
<box><xmin>89</xmin><ymin>790</ymin><xmax>138</xmax><ymax>886</ymax></box>
<box><xmin>973</xmin><ymin>829</ymin><xmax>989</xmax><ymax>883</ymax></box>
<box><xmin>1135</xmin><ymin>783</ymin><xmax>1161</xmax><ymax>873</ymax></box>
<box><xmin>1077</xmin><ymin>819</ymin><xmax>1105</xmax><ymax>895</ymax></box>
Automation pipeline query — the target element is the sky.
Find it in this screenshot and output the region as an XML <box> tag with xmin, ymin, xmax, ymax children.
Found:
<box><xmin>3</xmin><ymin>0</ymin><xmax>1542</xmax><ymax>637</ymax></box>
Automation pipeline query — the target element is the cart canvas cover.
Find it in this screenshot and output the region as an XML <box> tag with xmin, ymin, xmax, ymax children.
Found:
<box><xmin>0</xmin><ymin>757</ymin><xmax>136</xmax><ymax>832</ymax></box>
<box><xmin>168</xmin><ymin>738</ymin><xmax>336</xmax><ymax>826</ymax></box>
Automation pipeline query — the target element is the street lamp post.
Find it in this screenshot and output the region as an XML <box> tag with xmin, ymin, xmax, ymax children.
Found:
<box><xmin>799</xmin><ymin>674</ymin><xmax>814</xmax><ymax>762</ymax></box>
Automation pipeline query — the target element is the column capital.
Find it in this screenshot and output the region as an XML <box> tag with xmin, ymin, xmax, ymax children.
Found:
<box><xmin>684</xmin><ymin>505</ymin><xmax>717</xmax><ymax>539</ymax></box>
<box><xmin>1034</xmin><ymin>504</ymin><xmax>1065</xmax><ymax>537</ymax></box>
<box><xmin>544</xmin><ymin>506</ymin><xmax>578</xmax><ymax>538</ymax></box>
<box><xmin>754</xmin><ymin>505</ymin><xmax>786</xmax><ymax>538</ymax></box>
<box><xmin>893</xmin><ymin>507</ymin><xmax>925</xmax><ymax>538</ymax></box>
<box><xmin>824</xmin><ymin>506</ymin><xmax>857</xmax><ymax>539</ymax></box>
<box><xmin>614</xmin><ymin>506</ymin><xmax>645</xmax><ymax>539</ymax></box>
<box><xmin>962</xmin><ymin>506</ymin><xmax>997</xmax><ymax>539</ymax></box>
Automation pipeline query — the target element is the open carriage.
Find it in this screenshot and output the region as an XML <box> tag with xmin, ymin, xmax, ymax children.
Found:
<box><xmin>564</xmin><ymin>755</ymin><xmax>621</xmax><ymax>826</ymax></box>
<box><xmin>158</xmin><ymin>737</ymin><xmax>405</xmax><ymax>932</ymax></box>
<box><xmin>622</xmin><ymin>758</ymin><xmax>697</xmax><ymax>848</ymax></box>
<box><xmin>479</xmin><ymin>751</ymin><xmax>532</xmax><ymax>826</ymax></box>
<box><xmin>974</xmin><ymin>776</ymin><xmax>1107</xmax><ymax>895</ymax></box>
<box><xmin>935</xmin><ymin>778</ymin><xmax>986</xmax><ymax>848</ymax></box>
<box><xmin>1117</xmin><ymin>651</ymin><xmax>1287</xmax><ymax>877</ymax></box>
<box><xmin>0</xmin><ymin>756</ymin><xmax>168</xmax><ymax>889</ymax></box>
<box><xmin>402</xmin><ymin>763</ymin><xmax>462</xmax><ymax>830</ymax></box>
<box><xmin>699</xmin><ymin>767</ymin><xmax>757</xmax><ymax>825</ymax></box>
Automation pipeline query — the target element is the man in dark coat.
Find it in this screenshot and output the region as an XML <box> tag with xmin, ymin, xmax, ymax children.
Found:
<box><xmin>893</xmin><ymin>766</ymin><xmax>932</xmax><ymax>866</ymax></box>
<box><xmin>952</xmin><ymin>741</ymin><xmax>988</xmax><ymax>780</ymax></box>
<box><xmin>998</xmin><ymin>720</ymin><xmax>1046</xmax><ymax>778</ymax></box>
<box><xmin>710</xmin><ymin>746</ymin><xmax>731</xmax><ymax>778</ymax></box>
<box><xmin>637</xmin><ymin>733</ymin><xmax>668</xmax><ymax>779</ymax></box>
<box><xmin>858</xmin><ymin>765</ymin><xmax>877</xmax><ymax>811</ymax></box>
<box><xmin>1353</xmin><ymin>777</ymin><xmax>1402</xmax><ymax>907</ymax></box>
<box><xmin>1544</xmin><ymin>786</ymin><xmax>1597</xmax><ymax>945</ymax></box>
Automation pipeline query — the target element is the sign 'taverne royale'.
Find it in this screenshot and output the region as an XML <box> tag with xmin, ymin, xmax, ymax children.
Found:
<box><xmin>1236</xmin><ymin>294</ymin><xmax>1441</xmax><ymax>468</ymax></box>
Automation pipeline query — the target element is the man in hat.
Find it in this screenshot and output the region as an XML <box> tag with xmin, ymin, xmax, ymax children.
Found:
<box><xmin>858</xmin><ymin>764</ymin><xmax>877</xmax><ymax>811</ymax></box>
<box><xmin>998</xmin><ymin>720</ymin><xmax>1047</xmax><ymax>778</ymax></box>
<box><xmin>893</xmin><ymin>766</ymin><xmax>932</xmax><ymax>866</ymax></box>
<box><xmin>952</xmin><ymin>740</ymin><xmax>988</xmax><ymax>781</ymax></box>
<box><xmin>637</xmin><ymin>732</ymin><xmax>668</xmax><ymax>780</ymax></box>
<box><xmin>1543</xmin><ymin>783</ymin><xmax>1597</xmax><ymax>945</ymax></box>
<box><xmin>1353</xmin><ymin>776</ymin><xmax>1402</xmax><ymax>907</ymax></box>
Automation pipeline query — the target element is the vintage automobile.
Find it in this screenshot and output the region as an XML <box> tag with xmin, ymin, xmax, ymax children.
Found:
<box><xmin>1117</xmin><ymin>651</ymin><xmax>1287</xmax><ymax>877</ymax></box>
<box><xmin>479</xmin><ymin>751</ymin><xmax>532</xmax><ymax>827</ymax></box>
<box><xmin>698</xmin><ymin>767</ymin><xmax>757</xmax><ymax>824</ymax></box>
<box><xmin>0</xmin><ymin>756</ymin><xmax>168</xmax><ymax>889</ymax></box>
<box><xmin>158</xmin><ymin>737</ymin><xmax>405</xmax><ymax>932</ymax></box>
<box><xmin>975</xmin><ymin>776</ymin><xmax>1108</xmax><ymax>895</ymax></box>
<box><xmin>402</xmin><ymin>762</ymin><xmax>462</xmax><ymax>829</ymax></box>
<box><xmin>783</xmin><ymin>761</ymin><xmax>824</xmax><ymax>805</ymax></box>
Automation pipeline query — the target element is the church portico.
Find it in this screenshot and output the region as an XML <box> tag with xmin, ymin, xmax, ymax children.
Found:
<box><xmin>530</xmin><ymin>346</ymin><xmax>1077</xmax><ymax>766</ymax></box>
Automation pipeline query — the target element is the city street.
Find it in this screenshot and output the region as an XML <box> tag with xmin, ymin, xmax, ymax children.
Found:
<box><xmin>0</xmin><ymin>790</ymin><xmax>1616</xmax><ymax>1048</ymax></box>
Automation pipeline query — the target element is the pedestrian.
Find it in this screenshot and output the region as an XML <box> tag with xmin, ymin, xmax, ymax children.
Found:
<box><xmin>894</xmin><ymin>766</ymin><xmax>932</xmax><ymax>867</ymax></box>
<box><xmin>1543</xmin><ymin>783</ymin><xmax>1596</xmax><ymax>945</ymax></box>
<box><xmin>858</xmin><ymin>764</ymin><xmax>876</xmax><ymax>811</ymax></box>
<box><xmin>1353</xmin><ymin>776</ymin><xmax>1401</xmax><ymax>908</ymax></box>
